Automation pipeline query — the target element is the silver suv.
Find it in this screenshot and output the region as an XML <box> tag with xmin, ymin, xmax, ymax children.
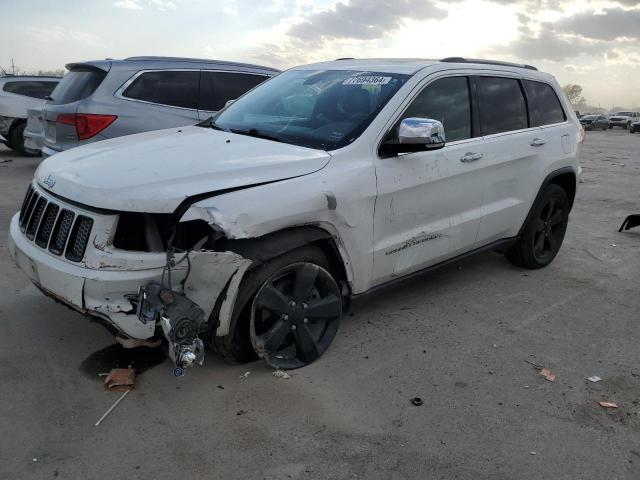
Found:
<box><xmin>42</xmin><ymin>56</ymin><xmax>279</xmax><ymax>157</ymax></box>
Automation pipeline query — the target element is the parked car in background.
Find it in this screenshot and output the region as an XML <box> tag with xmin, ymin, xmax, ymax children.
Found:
<box><xmin>9</xmin><ymin>57</ymin><xmax>580</xmax><ymax>373</ymax></box>
<box><xmin>0</xmin><ymin>75</ymin><xmax>60</xmax><ymax>155</ymax></box>
<box><xmin>42</xmin><ymin>57</ymin><xmax>279</xmax><ymax>157</ymax></box>
<box><xmin>608</xmin><ymin>111</ymin><xmax>640</xmax><ymax>129</ymax></box>
<box><xmin>23</xmin><ymin>107</ymin><xmax>46</xmax><ymax>155</ymax></box>
<box><xmin>630</xmin><ymin>119</ymin><xmax>640</xmax><ymax>134</ymax></box>
<box><xmin>580</xmin><ymin>114</ymin><xmax>609</xmax><ymax>131</ymax></box>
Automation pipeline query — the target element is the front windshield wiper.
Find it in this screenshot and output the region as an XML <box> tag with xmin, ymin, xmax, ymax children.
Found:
<box><xmin>196</xmin><ymin>116</ymin><xmax>230</xmax><ymax>132</ymax></box>
<box><xmin>230</xmin><ymin>128</ymin><xmax>286</xmax><ymax>144</ymax></box>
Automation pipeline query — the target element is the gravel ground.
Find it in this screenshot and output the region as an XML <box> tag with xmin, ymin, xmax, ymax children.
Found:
<box><xmin>1</xmin><ymin>129</ymin><xmax>639</xmax><ymax>480</ymax></box>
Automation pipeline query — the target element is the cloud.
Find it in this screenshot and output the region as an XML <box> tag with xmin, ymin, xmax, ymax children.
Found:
<box><xmin>114</xmin><ymin>0</ymin><xmax>143</xmax><ymax>10</ymax></box>
<box><xmin>288</xmin><ymin>0</ymin><xmax>447</xmax><ymax>41</ymax></box>
<box><xmin>148</xmin><ymin>0</ymin><xmax>177</xmax><ymax>10</ymax></box>
<box><xmin>554</xmin><ymin>7</ymin><xmax>640</xmax><ymax>41</ymax></box>
<box><xmin>504</xmin><ymin>29</ymin><xmax>610</xmax><ymax>61</ymax></box>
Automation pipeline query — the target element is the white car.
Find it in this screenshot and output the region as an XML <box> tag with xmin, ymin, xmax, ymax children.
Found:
<box><xmin>9</xmin><ymin>58</ymin><xmax>581</xmax><ymax>373</ymax></box>
<box><xmin>0</xmin><ymin>75</ymin><xmax>60</xmax><ymax>155</ymax></box>
<box><xmin>23</xmin><ymin>107</ymin><xmax>46</xmax><ymax>155</ymax></box>
<box><xmin>608</xmin><ymin>111</ymin><xmax>640</xmax><ymax>129</ymax></box>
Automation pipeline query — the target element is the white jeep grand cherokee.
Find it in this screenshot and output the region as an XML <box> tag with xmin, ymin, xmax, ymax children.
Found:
<box><xmin>9</xmin><ymin>58</ymin><xmax>581</xmax><ymax>372</ymax></box>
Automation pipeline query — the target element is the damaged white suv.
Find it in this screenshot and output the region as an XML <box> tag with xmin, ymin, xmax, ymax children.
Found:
<box><xmin>9</xmin><ymin>58</ymin><xmax>581</xmax><ymax>373</ymax></box>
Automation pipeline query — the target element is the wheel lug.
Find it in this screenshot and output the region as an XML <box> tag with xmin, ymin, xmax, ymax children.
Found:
<box><xmin>302</xmin><ymin>303</ymin><xmax>308</xmax><ymax>310</ymax></box>
<box><xmin>281</xmin><ymin>314</ymin><xmax>289</xmax><ymax>321</ymax></box>
<box><xmin>289</xmin><ymin>300</ymin><xmax>296</xmax><ymax>307</ymax></box>
<box><xmin>303</xmin><ymin>318</ymin><xmax>308</xmax><ymax>323</ymax></box>
<box><xmin>291</xmin><ymin>324</ymin><xmax>297</xmax><ymax>331</ymax></box>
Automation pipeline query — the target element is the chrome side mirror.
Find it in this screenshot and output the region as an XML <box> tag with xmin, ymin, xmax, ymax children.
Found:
<box><xmin>398</xmin><ymin>117</ymin><xmax>445</xmax><ymax>148</ymax></box>
<box><xmin>380</xmin><ymin>117</ymin><xmax>446</xmax><ymax>156</ymax></box>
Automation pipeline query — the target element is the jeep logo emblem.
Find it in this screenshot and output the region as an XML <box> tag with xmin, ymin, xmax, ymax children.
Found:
<box><xmin>42</xmin><ymin>174</ymin><xmax>56</xmax><ymax>189</ymax></box>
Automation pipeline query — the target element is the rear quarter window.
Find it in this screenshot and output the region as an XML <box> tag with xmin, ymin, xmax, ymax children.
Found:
<box><xmin>199</xmin><ymin>71</ymin><xmax>269</xmax><ymax>111</ymax></box>
<box><xmin>123</xmin><ymin>70</ymin><xmax>199</xmax><ymax>109</ymax></box>
<box><xmin>3</xmin><ymin>81</ymin><xmax>59</xmax><ymax>99</ymax></box>
<box><xmin>476</xmin><ymin>76</ymin><xmax>528</xmax><ymax>135</ymax></box>
<box><xmin>522</xmin><ymin>80</ymin><xmax>566</xmax><ymax>126</ymax></box>
<box><xmin>50</xmin><ymin>68</ymin><xmax>107</xmax><ymax>104</ymax></box>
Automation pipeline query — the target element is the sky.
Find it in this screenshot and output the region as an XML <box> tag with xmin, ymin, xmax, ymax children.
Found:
<box><xmin>1</xmin><ymin>0</ymin><xmax>639</xmax><ymax>109</ymax></box>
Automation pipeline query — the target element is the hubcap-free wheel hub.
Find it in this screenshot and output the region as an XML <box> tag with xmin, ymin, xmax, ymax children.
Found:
<box><xmin>250</xmin><ymin>262</ymin><xmax>342</xmax><ymax>369</ymax></box>
<box><xmin>533</xmin><ymin>197</ymin><xmax>565</xmax><ymax>263</ymax></box>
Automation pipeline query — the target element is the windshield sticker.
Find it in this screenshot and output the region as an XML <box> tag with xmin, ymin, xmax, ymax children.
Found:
<box><xmin>343</xmin><ymin>75</ymin><xmax>391</xmax><ymax>86</ymax></box>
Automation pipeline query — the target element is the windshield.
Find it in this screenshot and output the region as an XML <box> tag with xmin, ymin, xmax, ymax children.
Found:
<box><xmin>617</xmin><ymin>112</ymin><xmax>633</xmax><ymax>116</ymax></box>
<box><xmin>582</xmin><ymin>115</ymin><xmax>597</xmax><ymax>120</ymax></box>
<box><xmin>213</xmin><ymin>69</ymin><xmax>410</xmax><ymax>150</ymax></box>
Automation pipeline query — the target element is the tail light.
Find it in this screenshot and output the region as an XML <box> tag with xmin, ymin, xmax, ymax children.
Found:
<box><xmin>579</xmin><ymin>125</ymin><xmax>585</xmax><ymax>143</ymax></box>
<box><xmin>57</xmin><ymin>113</ymin><xmax>117</xmax><ymax>140</ymax></box>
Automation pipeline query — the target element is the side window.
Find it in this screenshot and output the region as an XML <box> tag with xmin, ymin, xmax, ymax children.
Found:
<box><xmin>476</xmin><ymin>76</ymin><xmax>528</xmax><ymax>135</ymax></box>
<box><xmin>398</xmin><ymin>76</ymin><xmax>471</xmax><ymax>142</ymax></box>
<box><xmin>199</xmin><ymin>71</ymin><xmax>268</xmax><ymax>111</ymax></box>
<box><xmin>3</xmin><ymin>81</ymin><xmax>59</xmax><ymax>99</ymax></box>
<box><xmin>522</xmin><ymin>80</ymin><xmax>566</xmax><ymax>127</ymax></box>
<box><xmin>123</xmin><ymin>70</ymin><xmax>199</xmax><ymax>109</ymax></box>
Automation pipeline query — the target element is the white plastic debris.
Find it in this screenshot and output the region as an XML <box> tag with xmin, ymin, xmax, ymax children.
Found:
<box><xmin>239</xmin><ymin>371</ymin><xmax>251</xmax><ymax>380</ymax></box>
<box><xmin>272</xmin><ymin>370</ymin><xmax>291</xmax><ymax>379</ymax></box>
<box><xmin>587</xmin><ymin>375</ymin><xmax>602</xmax><ymax>383</ymax></box>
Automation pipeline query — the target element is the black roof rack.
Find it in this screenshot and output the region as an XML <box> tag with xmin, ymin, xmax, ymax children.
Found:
<box><xmin>123</xmin><ymin>56</ymin><xmax>280</xmax><ymax>72</ymax></box>
<box><xmin>440</xmin><ymin>57</ymin><xmax>538</xmax><ymax>71</ymax></box>
<box><xmin>335</xmin><ymin>57</ymin><xmax>355</xmax><ymax>61</ymax></box>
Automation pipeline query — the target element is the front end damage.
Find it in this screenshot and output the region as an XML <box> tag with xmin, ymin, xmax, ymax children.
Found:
<box><xmin>8</xmin><ymin>182</ymin><xmax>253</xmax><ymax>374</ymax></box>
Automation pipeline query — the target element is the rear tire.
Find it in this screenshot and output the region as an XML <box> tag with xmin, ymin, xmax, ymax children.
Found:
<box><xmin>209</xmin><ymin>245</ymin><xmax>336</xmax><ymax>364</ymax></box>
<box><xmin>506</xmin><ymin>184</ymin><xmax>569</xmax><ymax>269</ymax></box>
<box><xmin>9</xmin><ymin>123</ymin><xmax>38</xmax><ymax>157</ymax></box>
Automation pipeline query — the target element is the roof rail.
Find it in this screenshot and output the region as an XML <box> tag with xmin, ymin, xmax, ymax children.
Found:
<box><xmin>440</xmin><ymin>57</ymin><xmax>538</xmax><ymax>71</ymax></box>
<box><xmin>335</xmin><ymin>57</ymin><xmax>355</xmax><ymax>61</ymax></box>
<box><xmin>123</xmin><ymin>56</ymin><xmax>280</xmax><ymax>71</ymax></box>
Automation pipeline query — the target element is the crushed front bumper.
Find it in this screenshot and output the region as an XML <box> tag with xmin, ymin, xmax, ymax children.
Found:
<box><xmin>8</xmin><ymin>212</ymin><xmax>251</xmax><ymax>339</ymax></box>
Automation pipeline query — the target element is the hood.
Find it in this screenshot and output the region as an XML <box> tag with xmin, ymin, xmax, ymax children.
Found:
<box><xmin>35</xmin><ymin>126</ymin><xmax>331</xmax><ymax>213</ymax></box>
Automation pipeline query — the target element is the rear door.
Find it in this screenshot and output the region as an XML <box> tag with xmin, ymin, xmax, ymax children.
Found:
<box><xmin>474</xmin><ymin>76</ymin><xmax>567</xmax><ymax>243</ymax></box>
<box><xmin>44</xmin><ymin>66</ymin><xmax>107</xmax><ymax>153</ymax></box>
<box><xmin>198</xmin><ymin>70</ymin><xmax>270</xmax><ymax>120</ymax></box>
<box><xmin>116</xmin><ymin>69</ymin><xmax>200</xmax><ymax>132</ymax></box>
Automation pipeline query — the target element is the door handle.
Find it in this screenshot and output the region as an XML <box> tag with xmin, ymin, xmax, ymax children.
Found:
<box><xmin>530</xmin><ymin>138</ymin><xmax>547</xmax><ymax>146</ymax></box>
<box><xmin>460</xmin><ymin>152</ymin><xmax>483</xmax><ymax>163</ymax></box>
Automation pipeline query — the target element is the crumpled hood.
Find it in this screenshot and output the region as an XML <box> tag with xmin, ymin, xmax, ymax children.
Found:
<box><xmin>35</xmin><ymin>126</ymin><xmax>331</xmax><ymax>213</ymax></box>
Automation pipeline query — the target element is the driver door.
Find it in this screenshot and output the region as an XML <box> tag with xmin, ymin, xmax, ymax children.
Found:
<box><xmin>372</xmin><ymin>75</ymin><xmax>487</xmax><ymax>284</ymax></box>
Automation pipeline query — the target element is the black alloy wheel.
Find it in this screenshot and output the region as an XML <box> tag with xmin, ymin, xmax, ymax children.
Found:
<box><xmin>250</xmin><ymin>262</ymin><xmax>342</xmax><ymax>369</ymax></box>
<box><xmin>532</xmin><ymin>196</ymin><xmax>567</xmax><ymax>264</ymax></box>
<box><xmin>506</xmin><ymin>184</ymin><xmax>569</xmax><ymax>269</ymax></box>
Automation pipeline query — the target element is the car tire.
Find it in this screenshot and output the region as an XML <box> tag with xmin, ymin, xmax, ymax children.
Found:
<box><xmin>210</xmin><ymin>245</ymin><xmax>340</xmax><ymax>366</ymax></box>
<box><xmin>9</xmin><ymin>123</ymin><xmax>38</xmax><ymax>157</ymax></box>
<box><xmin>506</xmin><ymin>184</ymin><xmax>569</xmax><ymax>269</ymax></box>
<box><xmin>608</xmin><ymin>125</ymin><xmax>613</xmax><ymax>129</ymax></box>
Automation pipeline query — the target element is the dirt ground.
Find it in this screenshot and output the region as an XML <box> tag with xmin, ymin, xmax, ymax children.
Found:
<box><xmin>1</xmin><ymin>129</ymin><xmax>639</xmax><ymax>480</ymax></box>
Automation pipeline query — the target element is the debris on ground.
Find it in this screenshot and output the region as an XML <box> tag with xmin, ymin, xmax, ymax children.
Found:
<box><xmin>239</xmin><ymin>371</ymin><xmax>251</xmax><ymax>380</ymax></box>
<box><xmin>94</xmin><ymin>390</ymin><xmax>131</xmax><ymax>427</ymax></box>
<box><xmin>539</xmin><ymin>368</ymin><xmax>556</xmax><ymax>382</ymax></box>
<box><xmin>103</xmin><ymin>367</ymin><xmax>135</xmax><ymax>391</ymax></box>
<box><xmin>587</xmin><ymin>375</ymin><xmax>602</xmax><ymax>383</ymax></box>
<box><xmin>598</xmin><ymin>401</ymin><xmax>619</xmax><ymax>409</ymax></box>
<box><xmin>272</xmin><ymin>369</ymin><xmax>291</xmax><ymax>379</ymax></box>
<box><xmin>525</xmin><ymin>360</ymin><xmax>556</xmax><ymax>382</ymax></box>
<box><xmin>619</xmin><ymin>214</ymin><xmax>640</xmax><ymax>232</ymax></box>
<box><xmin>236</xmin><ymin>410</ymin><xmax>248</xmax><ymax>416</ymax></box>
<box><xmin>0</xmin><ymin>159</ymin><xmax>12</xmax><ymax>164</ymax></box>
<box><xmin>410</xmin><ymin>397</ymin><xmax>424</xmax><ymax>406</ymax></box>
